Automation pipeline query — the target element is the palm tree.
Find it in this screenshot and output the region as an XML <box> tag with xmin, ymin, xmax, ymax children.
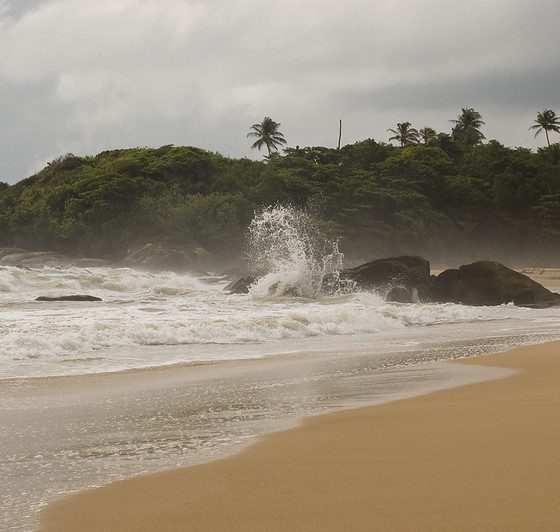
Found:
<box><xmin>387</xmin><ymin>122</ymin><xmax>419</xmax><ymax>146</ymax></box>
<box><xmin>419</xmin><ymin>127</ymin><xmax>437</xmax><ymax>145</ymax></box>
<box><xmin>450</xmin><ymin>108</ymin><xmax>485</xmax><ymax>148</ymax></box>
<box><xmin>247</xmin><ymin>117</ymin><xmax>287</xmax><ymax>155</ymax></box>
<box><xmin>529</xmin><ymin>109</ymin><xmax>560</xmax><ymax>147</ymax></box>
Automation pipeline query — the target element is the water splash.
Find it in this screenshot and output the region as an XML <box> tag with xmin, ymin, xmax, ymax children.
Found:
<box><xmin>246</xmin><ymin>206</ymin><xmax>351</xmax><ymax>298</ymax></box>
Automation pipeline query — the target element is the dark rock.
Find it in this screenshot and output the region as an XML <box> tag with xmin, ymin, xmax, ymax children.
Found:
<box><xmin>512</xmin><ymin>289</ymin><xmax>535</xmax><ymax>306</ymax></box>
<box><xmin>430</xmin><ymin>261</ymin><xmax>558</xmax><ymax>308</ymax></box>
<box><xmin>36</xmin><ymin>295</ymin><xmax>103</xmax><ymax>302</ymax></box>
<box><xmin>0</xmin><ymin>247</ymin><xmax>111</xmax><ymax>268</ymax></box>
<box><xmin>224</xmin><ymin>276</ymin><xmax>255</xmax><ymax>294</ymax></box>
<box><xmin>344</xmin><ymin>256</ymin><xmax>431</xmax><ymax>297</ymax></box>
<box><xmin>436</xmin><ymin>268</ymin><xmax>460</xmax><ymax>283</ymax></box>
<box><xmin>122</xmin><ymin>242</ymin><xmax>212</xmax><ymax>272</ymax></box>
<box><xmin>386</xmin><ymin>286</ymin><xmax>414</xmax><ymax>303</ymax></box>
<box><xmin>266</xmin><ymin>281</ymin><xmax>303</xmax><ymax>297</ymax></box>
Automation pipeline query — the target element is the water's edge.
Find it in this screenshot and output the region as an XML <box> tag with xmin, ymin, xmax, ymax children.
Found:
<box><xmin>2</xmin><ymin>333</ymin><xmax>554</xmax><ymax>531</ymax></box>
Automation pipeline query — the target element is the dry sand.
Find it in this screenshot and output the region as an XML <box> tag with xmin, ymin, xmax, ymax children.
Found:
<box><xmin>526</xmin><ymin>268</ymin><xmax>560</xmax><ymax>291</ymax></box>
<box><xmin>41</xmin><ymin>341</ymin><xmax>560</xmax><ymax>531</ymax></box>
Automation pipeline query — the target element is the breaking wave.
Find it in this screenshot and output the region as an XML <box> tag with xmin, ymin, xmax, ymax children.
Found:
<box><xmin>0</xmin><ymin>261</ymin><xmax>552</xmax><ymax>378</ymax></box>
<box><xmin>1</xmin><ymin>207</ymin><xmax>558</xmax><ymax>378</ymax></box>
<box><xmin>246</xmin><ymin>205</ymin><xmax>352</xmax><ymax>298</ymax></box>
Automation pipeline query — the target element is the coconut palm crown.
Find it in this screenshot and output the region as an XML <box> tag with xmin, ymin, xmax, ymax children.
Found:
<box><xmin>451</xmin><ymin>107</ymin><xmax>485</xmax><ymax>148</ymax></box>
<box><xmin>419</xmin><ymin>127</ymin><xmax>437</xmax><ymax>145</ymax></box>
<box><xmin>247</xmin><ymin>117</ymin><xmax>287</xmax><ymax>155</ymax></box>
<box><xmin>387</xmin><ymin>122</ymin><xmax>419</xmax><ymax>146</ymax></box>
<box><xmin>529</xmin><ymin>109</ymin><xmax>560</xmax><ymax>147</ymax></box>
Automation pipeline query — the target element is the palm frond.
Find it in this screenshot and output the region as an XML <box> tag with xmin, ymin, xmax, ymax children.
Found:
<box><xmin>248</xmin><ymin>116</ymin><xmax>287</xmax><ymax>154</ymax></box>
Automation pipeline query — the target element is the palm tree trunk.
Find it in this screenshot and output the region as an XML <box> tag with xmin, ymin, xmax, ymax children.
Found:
<box><xmin>546</xmin><ymin>130</ymin><xmax>551</xmax><ymax>147</ymax></box>
<box><xmin>337</xmin><ymin>119</ymin><xmax>342</xmax><ymax>150</ymax></box>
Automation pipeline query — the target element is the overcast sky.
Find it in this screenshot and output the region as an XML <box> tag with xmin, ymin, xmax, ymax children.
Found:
<box><xmin>1</xmin><ymin>0</ymin><xmax>559</xmax><ymax>183</ymax></box>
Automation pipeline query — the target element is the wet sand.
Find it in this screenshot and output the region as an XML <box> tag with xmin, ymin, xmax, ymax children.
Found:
<box><xmin>4</xmin><ymin>336</ymin><xmax>514</xmax><ymax>531</ymax></box>
<box><xmin>41</xmin><ymin>341</ymin><xmax>560</xmax><ymax>531</ymax></box>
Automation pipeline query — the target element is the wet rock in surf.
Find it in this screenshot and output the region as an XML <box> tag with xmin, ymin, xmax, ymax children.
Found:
<box><xmin>245</xmin><ymin>205</ymin><xmax>348</xmax><ymax>298</ymax></box>
<box><xmin>0</xmin><ymin>247</ymin><xmax>110</xmax><ymax>268</ymax></box>
<box><xmin>386</xmin><ymin>286</ymin><xmax>414</xmax><ymax>303</ymax></box>
<box><xmin>35</xmin><ymin>295</ymin><xmax>103</xmax><ymax>302</ymax></box>
<box><xmin>122</xmin><ymin>242</ymin><xmax>212</xmax><ymax>272</ymax></box>
<box><xmin>224</xmin><ymin>276</ymin><xmax>255</xmax><ymax>294</ymax></box>
<box><xmin>429</xmin><ymin>261</ymin><xmax>558</xmax><ymax>308</ymax></box>
<box><xmin>344</xmin><ymin>256</ymin><xmax>431</xmax><ymax>297</ymax></box>
<box><xmin>266</xmin><ymin>281</ymin><xmax>302</xmax><ymax>297</ymax></box>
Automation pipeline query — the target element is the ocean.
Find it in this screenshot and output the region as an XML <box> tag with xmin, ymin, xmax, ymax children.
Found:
<box><xmin>1</xmin><ymin>263</ymin><xmax>559</xmax><ymax>379</ymax></box>
<box><xmin>2</xmin><ymin>207</ymin><xmax>560</xmax><ymax>529</ymax></box>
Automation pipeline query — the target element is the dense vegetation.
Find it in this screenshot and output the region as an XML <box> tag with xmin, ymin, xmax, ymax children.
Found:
<box><xmin>1</xmin><ymin>117</ymin><xmax>560</xmax><ymax>266</ymax></box>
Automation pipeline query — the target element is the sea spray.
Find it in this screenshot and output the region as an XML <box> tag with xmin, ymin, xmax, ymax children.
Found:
<box><xmin>245</xmin><ymin>205</ymin><xmax>352</xmax><ymax>297</ymax></box>
<box><xmin>0</xmin><ymin>261</ymin><xmax>554</xmax><ymax>378</ymax></box>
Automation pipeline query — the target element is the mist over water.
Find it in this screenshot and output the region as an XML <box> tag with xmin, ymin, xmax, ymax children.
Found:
<box><xmin>1</xmin><ymin>205</ymin><xmax>560</xmax><ymax>379</ymax></box>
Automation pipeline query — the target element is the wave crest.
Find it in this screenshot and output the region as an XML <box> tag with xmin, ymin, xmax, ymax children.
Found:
<box><xmin>245</xmin><ymin>206</ymin><xmax>351</xmax><ymax>298</ymax></box>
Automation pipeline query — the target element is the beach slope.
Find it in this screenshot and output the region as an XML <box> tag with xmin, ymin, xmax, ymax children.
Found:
<box><xmin>41</xmin><ymin>342</ymin><xmax>560</xmax><ymax>531</ymax></box>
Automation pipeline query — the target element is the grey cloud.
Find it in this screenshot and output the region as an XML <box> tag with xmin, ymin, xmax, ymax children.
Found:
<box><xmin>0</xmin><ymin>80</ymin><xmax>73</xmax><ymax>181</ymax></box>
<box><xmin>1</xmin><ymin>0</ymin><xmax>559</xmax><ymax>183</ymax></box>
<box><xmin>1</xmin><ymin>0</ymin><xmax>43</xmax><ymax>18</ymax></box>
<box><xmin>337</xmin><ymin>67</ymin><xmax>560</xmax><ymax>114</ymax></box>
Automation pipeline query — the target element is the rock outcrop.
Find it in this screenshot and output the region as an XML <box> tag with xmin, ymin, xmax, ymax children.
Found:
<box><xmin>386</xmin><ymin>286</ymin><xmax>415</xmax><ymax>303</ymax></box>
<box><xmin>344</xmin><ymin>256</ymin><xmax>432</xmax><ymax>298</ymax></box>
<box><xmin>223</xmin><ymin>256</ymin><xmax>558</xmax><ymax>308</ymax></box>
<box><xmin>122</xmin><ymin>243</ymin><xmax>212</xmax><ymax>272</ymax></box>
<box><xmin>0</xmin><ymin>248</ymin><xmax>110</xmax><ymax>268</ymax></box>
<box><xmin>224</xmin><ymin>276</ymin><xmax>255</xmax><ymax>294</ymax></box>
<box><xmin>429</xmin><ymin>261</ymin><xmax>559</xmax><ymax>308</ymax></box>
<box><xmin>35</xmin><ymin>295</ymin><xmax>103</xmax><ymax>302</ymax></box>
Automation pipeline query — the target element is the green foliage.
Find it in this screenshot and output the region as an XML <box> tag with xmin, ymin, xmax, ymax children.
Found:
<box><xmin>1</xmin><ymin>137</ymin><xmax>560</xmax><ymax>264</ymax></box>
<box><xmin>247</xmin><ymin>117</ymin><xmax>287</xmax><ymax>155</ymax></box>
<box><xmin>451</xmin><ymin>107</ymin><xmax>486</xmax><ymax>149</ymax></box>
<box><xmin>419</xmin><ymin>127</ymin><xmax>437</xmax><ymax>145</ymax></box>
<box><xmin>387</xmin><ymin>122</ymin><xmax>419</xmax><ymax>146</ymax></box>
<box><xmin>530</xmin><ymin>109</ymin><xmax>560</xmax><ymax>147</ymax></box>
<box><xmin>379</xmin><ymin>146</ymin><xmax>453</xmax><ymax>199</ymax></box>
<box><xmin>125</xmin><ymin>190</ymin><xmax>251</xmax><ymax>258</ymax></box>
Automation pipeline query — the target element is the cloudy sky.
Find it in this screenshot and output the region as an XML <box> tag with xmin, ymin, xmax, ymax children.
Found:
<box><xmin>1</xmin><ymin>0</ymin><xmax>559</xmax><ymax>183</ymax></box>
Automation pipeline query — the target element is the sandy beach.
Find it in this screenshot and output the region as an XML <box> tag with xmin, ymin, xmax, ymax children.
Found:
<box><xmin>40</xmin><ymin>341</ymin><xmax>560</xmax><ymax>531</ymax></box>
<box><xmin>524</xmin><ymin>268</ymin><xmax>560</xmax><ymax>291</ymax></box>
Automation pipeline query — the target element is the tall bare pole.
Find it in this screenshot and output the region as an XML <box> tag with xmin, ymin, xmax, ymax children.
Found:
<box><xmin>337</xmin><ymin>119</ymin><xmax>342</xmax><ymax>149</ymax></box>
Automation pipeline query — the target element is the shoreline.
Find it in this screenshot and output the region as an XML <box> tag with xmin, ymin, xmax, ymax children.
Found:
<box><xmin>4</xmin><ymin>335</ymin><xmax>514</xmax><ymax>532</ymax></box>
<box><xmin>3</xmin><ymin>332</ymin><xmax>543</xmax><ymax>419</ymax></box>
<box><xmin>40</xmin><ymin>340</ymin><xmax>560</xmax><ymax>531</ymax></box>
<box><xmin>0</xmin><ymin>328</ymin><xmax>529</xmax><ymax>392</ymax></box>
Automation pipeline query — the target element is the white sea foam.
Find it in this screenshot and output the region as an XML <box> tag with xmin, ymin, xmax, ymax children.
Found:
<box><xmin>1</xmin><ymin>262</ymin><xmax>557</xmax><ymax>378</ymax></box>
<box><xmin>1</xmin><ymin>206</ymin><xmax>559</xmax><ymax>378</ymax></box>
<box><xmin>246</xmin><ymin>206</ymin><xmax>350</xmax><ymax>298</ymax></box>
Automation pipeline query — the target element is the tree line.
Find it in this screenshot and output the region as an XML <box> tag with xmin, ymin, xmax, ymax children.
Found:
<box><xmin>249</xmin><ymin>108</ymin><xmax>560</xmax><ymax>154</ymax></box>
<box><xmin>0</xmin><ymin>108</ymin><xmax>559</xmax><ymax>266</ymax></box>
